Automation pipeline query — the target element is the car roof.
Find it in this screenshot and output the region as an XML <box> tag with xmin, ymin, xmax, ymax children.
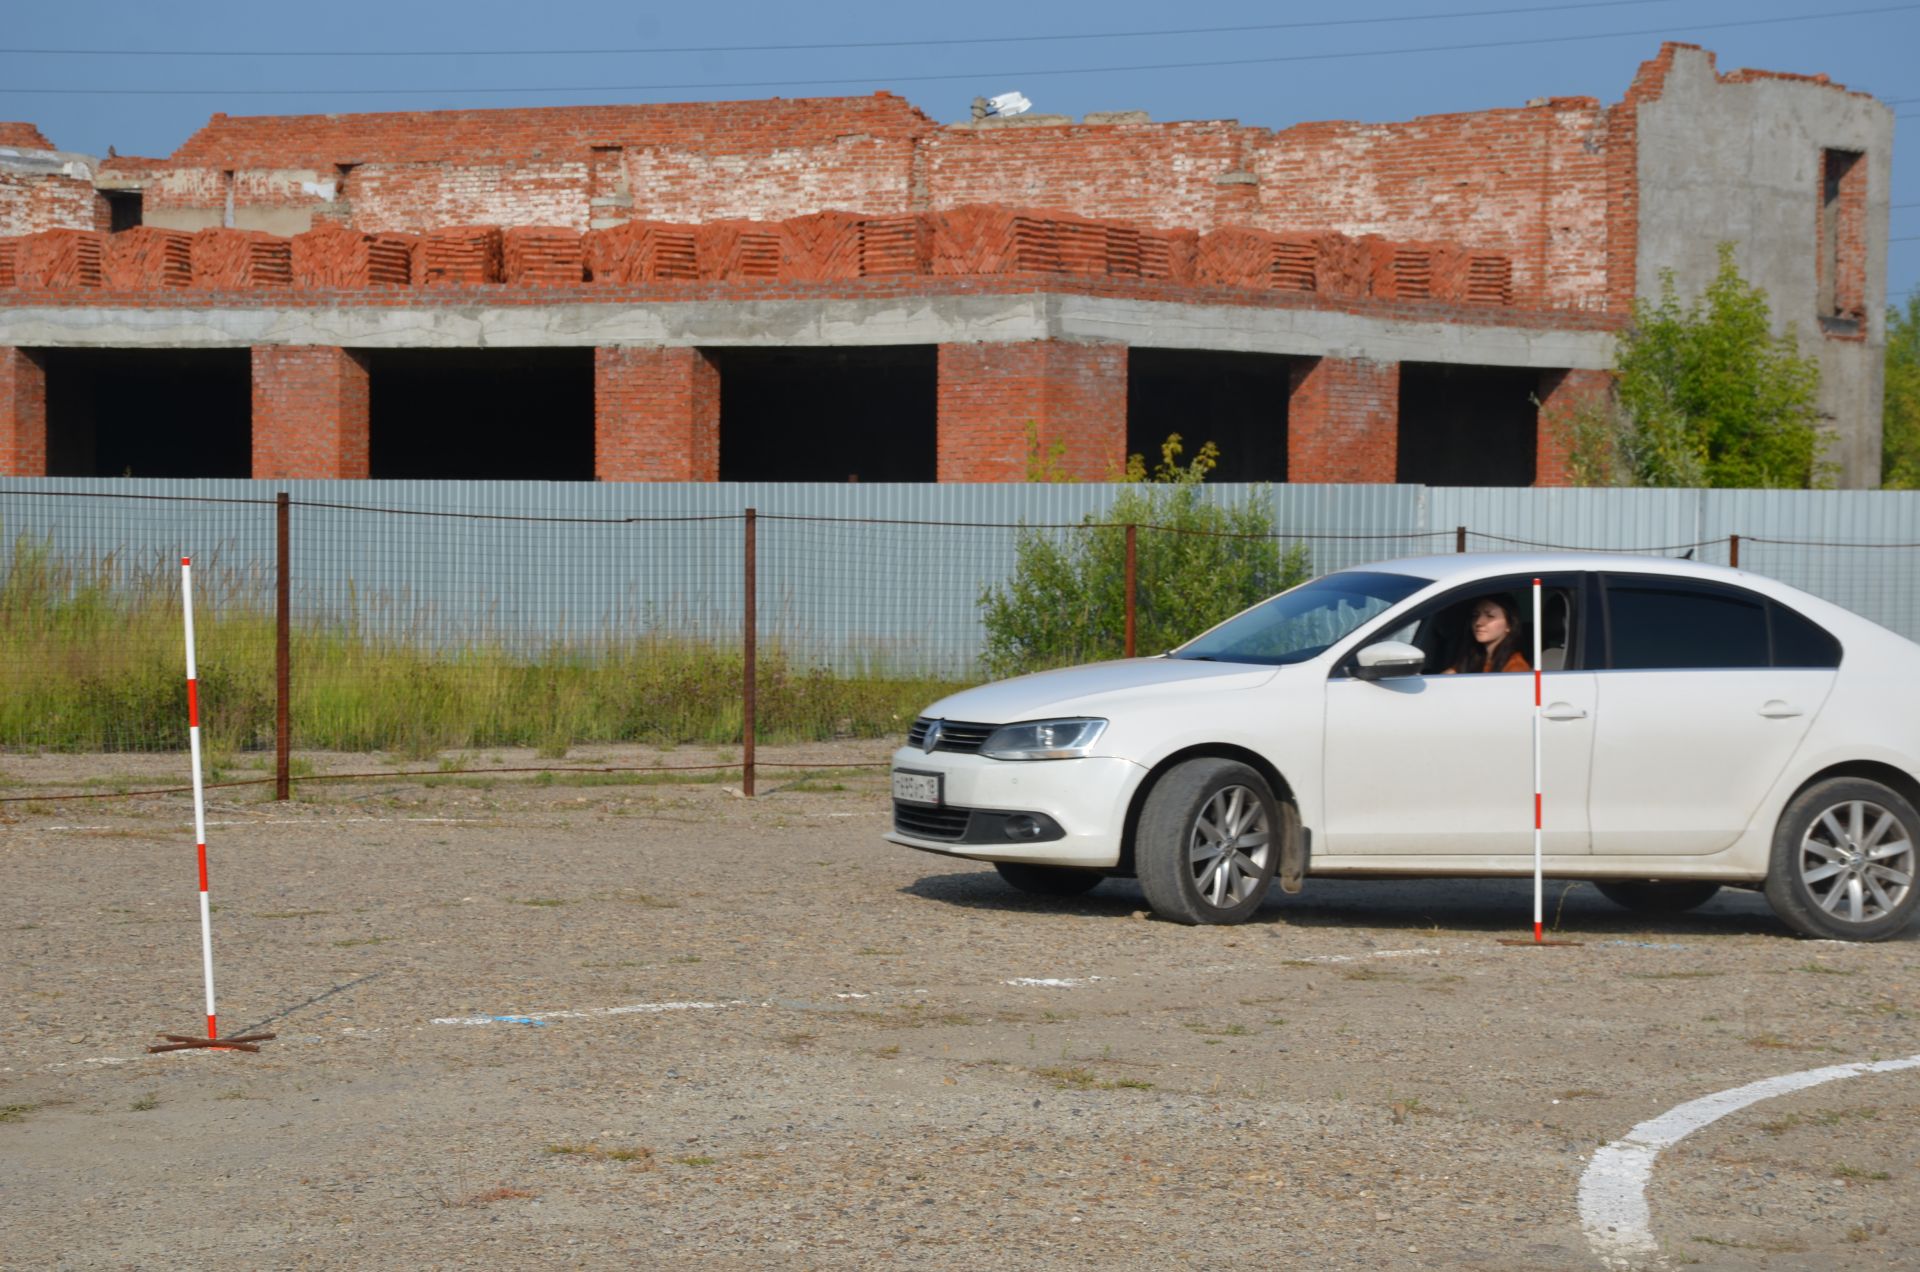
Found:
<box><xmin>1364</xmin><ymin>551</ymin><xmax>1764</xmax><ymax>588</ymax></box>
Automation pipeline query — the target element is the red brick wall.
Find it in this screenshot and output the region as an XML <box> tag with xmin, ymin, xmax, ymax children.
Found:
<box><xmin>251</xmin><ymin>346</ymin><xmax>370</xmax><ymax>478</ymax></box>
<box><xmin>936</xmin><ymin>341</ymin><xmax>1126</xmax><ymax>481</ymax></box>
<box><xmin>594</xmin><ymin>346</ymin><xmax>720</xmax><ymax>481</ymax></box>
<box><xmin>1535</xmin><ymin>368</ymin><xmax>1612</xmax><ymax>486</ymax></box>
<box><xmin>0</xmin><ymin>346</ymin><xmax>48</xmax><ymax>476</ymax></box>
<box><xmin>1286</xmin><ymin>357</ymin><xmax>1399</xmax><ymax>483</ymax></box>
<box><xmin>1820</xmin><ymin>148</ymin><xmax>1869</xmax><ymax>330</ymax></box>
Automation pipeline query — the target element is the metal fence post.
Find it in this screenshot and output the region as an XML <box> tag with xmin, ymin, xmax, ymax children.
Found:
<box><xmin>743</xmin><ymin>507</ymin><xmax>757</xmax><ymax>798</ymax></box>
<box><xmin>275</xmin><ymin>492</ymin><xmax>290</xmax><ymax>802</ymax></box>
<box><xmin>1729</xmin><ymin>533</ymin><xmax>1741</xmax><ymax>569</ymax></box>
<box><xmin>1124</xmin><ymin>523</ymin><xmax>1138</xmax><ymax>658</ymax></box>
<box><xmin>1456</xmin><ymin>525</ymin><xmax>1468</xmax><ymax>554</ymax></box>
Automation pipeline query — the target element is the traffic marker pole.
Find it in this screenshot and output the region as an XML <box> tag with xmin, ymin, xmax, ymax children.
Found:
<box><xmin>148</xmin><ymin>557</ymin><xmax>273</xmax><ymax>1054</ymax></box>
<box><xmin>1532</xmin><ymin>577</ymin><xmax>1544</xmax><ymax>944</ymax></box>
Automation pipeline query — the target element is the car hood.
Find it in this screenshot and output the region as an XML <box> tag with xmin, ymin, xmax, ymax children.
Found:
<box><xmin>922</xmin><ymin>657</ymin><xmax>1282</xmax><ymax>723</ymax></box>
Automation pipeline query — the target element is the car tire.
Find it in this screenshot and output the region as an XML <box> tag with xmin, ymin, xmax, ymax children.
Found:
<box><xmin>993</xmin><ymin>861</ymin><xmax>1103</xmax><ymax>898</ymax></box>
<box><xmin>1136</xmin><ymin>758</ymin><xmax>1280</xmax><ymax>926</ymax></box>
<box><xmin>1763</xmin><ymin>777</ymin><xmax>1920</xmax><ymax>942</ymax></box>
<box><xmin>1594</xmin><ymin>881</ymin><xmax>1722</xmax><ymax>915</ymax></box>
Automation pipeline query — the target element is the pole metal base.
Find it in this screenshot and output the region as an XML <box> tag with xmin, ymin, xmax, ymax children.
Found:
<box><xmin>146</xmin><ymin>1031</ymin><xmax>276</xmax><ymax>1054</ymax></box>
<box><xmin>1497</xmin><ymin>939</ymin><xmax>1582</xmax><ymax>948</ymax></box>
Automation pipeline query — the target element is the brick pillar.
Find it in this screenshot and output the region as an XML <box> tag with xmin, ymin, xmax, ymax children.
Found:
<box><xmin>1535</xmin><ymin>368</ymin><xmax>1611</xmax><ymax>487</ymax></box>
<box><xmin>0</xmin><ymin>347</ymin><xmax>49</xmax><ymax>477</ymax></box>
<box><xmin>1286</xmin><ymin>356</ymin><xmax>1398</xmax><ymax>483</ymax></box>
<box><xmin>252</xmin><ymin>346</ymin><xmax>370</xmax><ymax>479</ymax></box>
<box><xmin>936</xmin><ymin>341</ymin><xmax>1126</xmax><ymax>482</ymax></box>
<box><xmin>595</xmin><ymin>346</ymin><xmax>720</xmax><ymax>481</ymax></box>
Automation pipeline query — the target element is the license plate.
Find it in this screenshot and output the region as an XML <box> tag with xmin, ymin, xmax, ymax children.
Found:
<box><xmin>892</xmin><ymin>769</ymin><xmax>942</xmax><ymax>805</ymax></box>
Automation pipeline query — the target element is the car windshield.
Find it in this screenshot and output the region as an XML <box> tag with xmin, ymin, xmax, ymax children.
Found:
<box><xmin>1170</xmin><ymin>570</ymin><xmax>1430</xmax><ymax>666</ymax></box>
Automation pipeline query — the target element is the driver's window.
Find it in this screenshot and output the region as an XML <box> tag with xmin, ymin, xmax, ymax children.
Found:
<box><xmin>1386</xmin><ymin>576</ymin><xmax>1581</xmax><ymax>676</ymax></box>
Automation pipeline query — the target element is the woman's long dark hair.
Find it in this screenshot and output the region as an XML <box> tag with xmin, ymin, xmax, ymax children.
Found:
<box><xmin>1449</xmin><ymin>593</ymin><xmax>1526</xmax><ymax>674</ymax></box>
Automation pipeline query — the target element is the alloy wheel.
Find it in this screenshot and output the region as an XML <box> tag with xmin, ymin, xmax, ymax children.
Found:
<box><xmin>1797</xmin><ymin>799</ymin><xmax>1915</xmax><ymax>924</ymax></box>
<box><xmin>1186</xmin><ymin>785</ymin><xmax>1274</xmax><ymax>909</ymax></box>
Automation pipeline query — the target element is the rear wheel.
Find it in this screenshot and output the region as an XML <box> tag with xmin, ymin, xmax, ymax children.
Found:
<box><xmin>1136</xmin><ymin>759</ymin><xmax>1279</xmax><ymax>925</ymax></box>
<box><xmin>1594</xmin><ymin>881</ymin><xmax>1722</xmax><ymax>915</ymax></box>
<box><xmin>1764</xmin><ymin>778</ymin><xmax>1920</xmax><ymax>942</ymax></box>
<box><xmin>993</xmin><ymin>861</ymin><xmax>1103</xmax><ymax>898</ymax></box>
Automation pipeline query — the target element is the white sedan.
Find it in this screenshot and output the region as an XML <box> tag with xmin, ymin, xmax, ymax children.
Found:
<box><xmin>887</xmin><ymin>554</ymin><xmax>1920</xmax><ymax>941</ymax></box>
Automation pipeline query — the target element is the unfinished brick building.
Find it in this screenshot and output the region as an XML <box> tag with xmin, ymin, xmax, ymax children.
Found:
<box><xmin>0</xmin><ymin>43</ymin><xmax>1894</xmax><ymax>485</ymax></box>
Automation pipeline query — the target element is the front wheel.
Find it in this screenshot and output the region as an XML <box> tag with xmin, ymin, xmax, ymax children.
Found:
<box><xmin>993</xmin><ymin>861</ymin><xmax>1103</xmax><ymax>898</ymax></box>
<box><xmin>1763</xmin><ymin>778</ymin><xmax>1920</xmax><ymax>942</ymax></box>
<box><xmin>1136</xmin><ymin>759</ymin><xmax>1280</xmax><ymax>925</ymax></box>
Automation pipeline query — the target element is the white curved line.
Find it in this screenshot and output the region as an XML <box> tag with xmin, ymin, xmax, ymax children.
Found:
<box><xmin>1579</xmin><ymin>1051</ymin><xmax>1920</xmax><ymax>1267</ymax></box>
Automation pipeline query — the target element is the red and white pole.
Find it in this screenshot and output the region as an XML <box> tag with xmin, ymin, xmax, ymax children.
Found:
<box><xmin>1528</xmin><ymin>576</ymin><xmax>1543</xmax><ymax>945</ymax></box>
<box><xmin>181</xmin><ymin>556</ymin><xmax>219</xmax><ymax>1041</ymax></box>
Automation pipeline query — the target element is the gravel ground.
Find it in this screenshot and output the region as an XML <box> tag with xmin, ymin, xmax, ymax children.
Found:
<box><xmin>2</xmin><ymin>746</ymin><xmax>1917</xmax><ymax>1270</ymax></box>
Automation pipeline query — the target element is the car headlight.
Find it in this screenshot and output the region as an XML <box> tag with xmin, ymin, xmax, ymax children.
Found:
<box><xmin>980</xmin><ymin>718</ymin><xmax>1108</xmax><ymax>760</ymax></box>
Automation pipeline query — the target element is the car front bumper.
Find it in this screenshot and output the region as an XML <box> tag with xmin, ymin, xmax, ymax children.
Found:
<box><xmin>883</xmin><ymin>748</ymin><xmax>1145</xmax><ymax>867</ymax></box>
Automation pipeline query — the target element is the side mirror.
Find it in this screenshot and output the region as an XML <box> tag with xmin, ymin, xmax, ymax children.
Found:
<box><xmin>1352</xmin><ymin>640</ymin><xmax>1426</xmax><ymax>682</ymax></box>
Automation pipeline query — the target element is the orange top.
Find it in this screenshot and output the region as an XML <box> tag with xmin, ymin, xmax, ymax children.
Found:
<box><xmin>1445</xmin><ymin>650</ymin><xmax>1531</xmax><ymax>674</ymax></box>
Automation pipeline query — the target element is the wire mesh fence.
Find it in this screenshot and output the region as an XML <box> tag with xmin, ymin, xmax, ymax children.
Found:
<box><xmin>5</xmin><ymin>482</ymin><xmax>1920</xmax><ymax>801</ymax></box>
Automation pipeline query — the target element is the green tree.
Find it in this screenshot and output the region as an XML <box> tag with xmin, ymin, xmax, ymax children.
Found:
<box><xmin>979</xmin><ymin>435</ymin><xmax>1310</xmax><ymax>676</ymax></box>
<box><xmin>1883</xmin><ymin>295</ymin><xmax>1920</xmax><ymax>489</ymax></box>
<box><xmin>1567</xmin><ymin>244</ymin><xmax>1828</xmax><ymax>488</ymax></box>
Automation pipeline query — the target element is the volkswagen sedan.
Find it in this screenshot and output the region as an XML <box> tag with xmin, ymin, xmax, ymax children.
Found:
<box><xmin>886</xmin><ymin>554</ymin><xmax>1920</xmax><ymax>941</ymax></box>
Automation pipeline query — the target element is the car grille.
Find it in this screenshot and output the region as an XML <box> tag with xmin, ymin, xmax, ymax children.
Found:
<box><xmin>893</xmin><ymin>800</ymin><xmax>971</xmax><ymax>841</ymax></box>
<box><xmin>905</xmin><ymin>717</ymin><xmax>997</xmax><ymax>754</ymax></box>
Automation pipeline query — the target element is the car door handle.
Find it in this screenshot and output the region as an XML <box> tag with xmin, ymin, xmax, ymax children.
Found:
<box><xmin>1542</xmin><ymin>703</ymin><xmax>1588</xmax><ymax>721</ymax></box>
<box><xmin>1758</xmin><ymin>700</ymin><xmax>1804</xmax><ymax>718</ymax></box>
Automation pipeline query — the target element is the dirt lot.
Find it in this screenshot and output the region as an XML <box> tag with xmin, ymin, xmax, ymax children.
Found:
<box><xmin>3</xmin><ymin>745</ymin><xmax>1918</xmax><ymax>1270</ymax></box>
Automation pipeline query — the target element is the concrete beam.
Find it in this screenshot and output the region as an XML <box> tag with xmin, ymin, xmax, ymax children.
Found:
<box><xmin>0</xmin><ymin>292</ymin><xmax>1617</xmax><ymax>371</ymax></box>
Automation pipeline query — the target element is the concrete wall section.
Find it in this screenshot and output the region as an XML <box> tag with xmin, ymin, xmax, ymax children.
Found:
<box><xmin>251</xmin><ymin>345</ymin><xmax>370</xmax><ymax>479</ymax></box>
<box><xmin>0</xmin><ymin>293</ymin><xmax>1618</xmax><ymax>370</ymax></box>
<box><xmin>0</xmin><ymin>345</ymin><xmax>48</xmax><ymax>475</ymax></box>
<box><xmin>1632</xmin><ymin>45</ymin><xmax>1894</xmax><ymax>486</ymax></box>
<box><xmin>594</xmin><ymin>346</ymin><xmax>720</xmax><ymax>481</ymax></box>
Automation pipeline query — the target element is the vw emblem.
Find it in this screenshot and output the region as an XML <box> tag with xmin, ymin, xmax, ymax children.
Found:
<box><xmin>921</xmin><ymin>719</ymin><xmax>943</xmax><ymax>753</ymax></box>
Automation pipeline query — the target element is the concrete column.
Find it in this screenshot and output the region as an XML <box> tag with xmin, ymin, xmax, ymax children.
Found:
<box><xmin>594</xmin><ymin>346</ymin><xmax>720</xmax><ymax>481</ymax></box>
<box><xmin>1535</xmin><ymin>368</ymin><xmax>1611</xmax><ymax>487</ymax></box>
<box><xmin>252</xmin><ymin>346</ymin><xmax>370</xmax><ymax>479</ymax></box>
<box><xmin>0</xmin><ymin>347</ymin><xmax>49</xmax><ymax>477</ymax></box>
<box><xmin>936</xmin><ymin>340</ymin><xmax>1126</xmax><ymax>482</ymax></box>
<box><xmin>1286</xmin><ymin>356</ymin><xmax>1398</xmax><ymax>483</ymax></box>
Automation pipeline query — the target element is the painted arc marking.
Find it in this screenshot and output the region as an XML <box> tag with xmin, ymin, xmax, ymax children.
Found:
<box><xmin>1578</xmin><ymin>1051</ymin><xmax>1920</xmax><ymax>1267</ymax></box>
<box><xmin>431</xmin><ymin>999</ymin><xmax>748</xmax><ymax>1026</ymax></box>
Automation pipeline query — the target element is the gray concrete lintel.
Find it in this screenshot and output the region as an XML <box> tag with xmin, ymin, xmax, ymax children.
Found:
<box><xmin>0</xmin><ymin>291</ymin><xmax>1616</xmax><ymax>370</ymax></box>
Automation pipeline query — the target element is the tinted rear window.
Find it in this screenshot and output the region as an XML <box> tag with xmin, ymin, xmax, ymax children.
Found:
<box><xmin>1606</xmin><ymin>582</ymin><xmax>1769</xmax><ymax>670</ymax></box>
<box><xmin>1770</xmin><ymin>602</ymin><xmax>1843</xmax><ymax>668</ymax></box>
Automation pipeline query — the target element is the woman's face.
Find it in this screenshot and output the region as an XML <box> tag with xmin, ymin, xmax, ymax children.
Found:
<box><xmin>1470</xmin><ymin>599</ymin><xmax>1511</xmax><ymax>648</ymax></box>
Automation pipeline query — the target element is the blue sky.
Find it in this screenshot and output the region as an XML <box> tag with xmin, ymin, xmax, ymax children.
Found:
<box><xmin>4</xmin><ymin>0</ymin><xmax>1915</xmax><ymax>304</ymax></box>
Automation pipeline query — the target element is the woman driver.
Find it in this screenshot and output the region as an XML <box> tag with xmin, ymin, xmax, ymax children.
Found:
<box><xmin>1447</xmin><ymin>594</ymin><xmax>1530</xmax><ymax>674</ymax></box>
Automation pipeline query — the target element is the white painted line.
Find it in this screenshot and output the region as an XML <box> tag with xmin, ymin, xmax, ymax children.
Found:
<box><xmin>1004</xmin><ymin>976</ymin><xmax>1106</xmax><ymax>988</ymax></box>
<box><xmin>431</xmin><ymin>999</ymin><xmax>747</xmax><ymax>1027</ymax></box>
<box><xmin>1578</xmin><ymin>1051</ymin><xmax>1920</xmax><ymax>1268</ymax></box>
<box><xmin>40</xmin><ymin>816</ymin><xmax>489</xmax><ymax>832</ymax></box>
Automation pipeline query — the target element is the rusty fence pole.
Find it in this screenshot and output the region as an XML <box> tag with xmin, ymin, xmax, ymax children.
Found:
<box><xmin>1729</xmin><ymin>533</ymin><xmax>1741</xmax><ymax>569</ymax></box>
<box><xmin>1456</xmin><ymin>525</ymin><xmax>1468</xmax><ymax>554</ymax></box>
<box><xmin>742</xmin><ymin>508</ymin><xmax>757</xmax><ymax>798</ymax></box>
<box><xmin>275</xmin><ymin>492</ymin><xmax>291</xmax><ymax>802</ymax></box>
<box><xmin>1123</xmin><ymin>524</ymin><xmax>1138</xmax><ymax>658</ymax></box>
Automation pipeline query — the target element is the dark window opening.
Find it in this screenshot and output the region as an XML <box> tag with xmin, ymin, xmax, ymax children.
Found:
<box><xmin>367</xmin><ymin>348</ymin><xmax>594</xmax><ymax>480</ymax></box>
<box><xmin>103</xmin><ymin>190</ymin><xmax>143</xmax><ymax>233</ymax></box>
<box><xmin>1818</xmin><ymin>148</ymin><xmax>1865</xmax><ymax>336</ymax></box>
<box><xmin>716</xmin><ymin>346</ymin><xmax>935</xmax><ymax>482</ymax></box>
<box><xmin>1127</xmin><ymin>349</ymin><xmax>1290</xmax><ymax>481</ymax></box>
<box><xmin>1395</xmin><ymin>363</ymin><xmax>1538</xmax><ymax>486</ymax></box>
<box><xmin>42</xmin><ymin>349</ymin><xmax>251</xmax><ymax>478</ymax></box>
